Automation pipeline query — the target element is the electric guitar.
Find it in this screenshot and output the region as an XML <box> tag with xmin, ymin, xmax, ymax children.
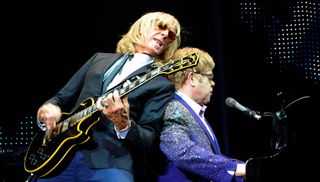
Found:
<box><xmin>24</xmin><ymin>52</ymin><xmax>200</xmax><ymax>178</ymax></box>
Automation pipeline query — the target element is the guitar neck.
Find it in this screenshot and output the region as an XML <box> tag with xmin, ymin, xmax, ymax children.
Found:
<box><xmin>55</xmin><ymin>67</ymin><xmax>160</xmax><ymax>132</ymax></box>
<box><xmin>102</xmin><ymin>67</ymin><xmax>160</xmax><ymax>99</ymax></box>
<box><xmin>55</xmin><ymin>52</ymin><xmax>199</xmax><ymax>132</ymax></box>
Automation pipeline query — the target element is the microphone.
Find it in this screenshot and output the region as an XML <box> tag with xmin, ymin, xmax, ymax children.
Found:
<box><xmin>225</xmin><ymin>97</ymin><xmax>262</xmax><ymax>120</ymax></box>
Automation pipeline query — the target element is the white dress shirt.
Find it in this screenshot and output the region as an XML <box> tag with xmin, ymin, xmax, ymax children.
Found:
<box><xmin>106</xmin><ymin>53</ymin><xmax>153</xmax><ymax>90</ymax></box>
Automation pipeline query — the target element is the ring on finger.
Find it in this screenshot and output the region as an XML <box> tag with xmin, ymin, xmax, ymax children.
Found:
<box><xmin>100</xmin><ymin>100</ymin><xmax>109</xmax><ymax>109</ymax></box>
<box><xmin>121</xmin><ymin>110</ymin><xmax>127</xmax><ymax>116</ymax></box>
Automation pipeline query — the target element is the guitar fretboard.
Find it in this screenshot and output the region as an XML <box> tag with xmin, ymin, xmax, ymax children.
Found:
<box><xmin>55</xmin><ymin>67</ymin><xmax>160</xmax><ymax>134</ymax></box>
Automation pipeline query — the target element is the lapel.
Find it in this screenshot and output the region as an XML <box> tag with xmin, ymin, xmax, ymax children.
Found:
<box><xmin>173</xmin><ymin>93</ymin><xmax>221</xmax><ymax>154</ymax></box>
<box><xmin>99</xmin><ymin>53</ymin><xmax>123</xmax><ymax>93</ymax></box>
<box><xmin>102</xmin><ymin>62</ymin><xmax>153</xmax><ymax>95</ymax></box>
<box><xmin>102</xmin><ymin>54</ymin><xmax>132</xmax><ymax>93</ymax></box>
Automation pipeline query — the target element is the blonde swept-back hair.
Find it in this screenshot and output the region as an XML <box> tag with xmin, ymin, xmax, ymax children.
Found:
<box><xmin>167</xmin><ymin>47</ymin><xmax>215</xmax><ymax>89</ymax></box>
<box><xmin>116</xmin><ymin>12</ymin><xmax>181</xmax><ymax>63</ymax></box>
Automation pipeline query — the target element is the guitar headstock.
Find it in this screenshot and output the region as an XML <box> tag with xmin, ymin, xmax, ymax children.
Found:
<box><xmin>159</xmin><ymin>52</ymin><xmax>200</xmax><ymax>75</ymax></box>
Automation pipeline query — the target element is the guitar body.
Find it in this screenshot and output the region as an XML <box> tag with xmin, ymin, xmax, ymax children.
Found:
<box><xmin>24</xmin><ymin>98</ymin><xmax>100</xmax><ymax>177</ymax></box>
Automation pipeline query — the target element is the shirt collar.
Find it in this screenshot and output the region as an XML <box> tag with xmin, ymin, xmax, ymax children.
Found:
<box><xmin>131</xmin><ymin>53</ymin><xmax>153</xmax><ymax>67</ymax></box>
<box><xmin>175</xmin><ymin>90</ymin><xmax>207</xmax><ymax>117</ymax></box>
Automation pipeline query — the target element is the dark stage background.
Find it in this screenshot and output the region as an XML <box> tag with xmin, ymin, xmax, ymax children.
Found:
<box><xmin>1</xmin><ymin>0</ymin><xmax>319</xmax><ymax>181</ymax></box>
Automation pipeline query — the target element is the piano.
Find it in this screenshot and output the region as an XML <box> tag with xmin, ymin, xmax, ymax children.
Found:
<box><xmin>245</xmin><ymin>94</ymin><xmax>317</xmax><ymax>182</ymax></box>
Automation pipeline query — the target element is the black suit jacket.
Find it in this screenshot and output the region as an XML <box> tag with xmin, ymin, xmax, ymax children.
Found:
<box><xmin>46</xmin><ymin>52</ymin><xmax>175</xmax><ymax>177</ymax></box>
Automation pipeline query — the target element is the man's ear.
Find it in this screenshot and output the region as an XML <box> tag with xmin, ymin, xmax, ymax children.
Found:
<box><xmin>188</xmin><ymin>72</ymin><xmax>196</xmax><ymax>87</ymax></box>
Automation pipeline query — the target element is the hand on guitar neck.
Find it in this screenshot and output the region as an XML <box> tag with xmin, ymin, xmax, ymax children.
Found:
<box><xmin>96</xmin><ymin>89</ymin><xmax>131</xmax><ymax>131</ymax></box>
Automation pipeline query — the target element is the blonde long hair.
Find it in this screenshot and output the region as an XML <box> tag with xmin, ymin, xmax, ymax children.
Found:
<box><xmin>116</xmin><ymin>12</ymin><xmax>181</xmax><ymax>63</ymax></box>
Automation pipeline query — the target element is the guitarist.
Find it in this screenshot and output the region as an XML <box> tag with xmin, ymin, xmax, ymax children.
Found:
<box><xmin>35</xmin><ymin>11</ymin><xmax>181</xmax><ymax>182</ymax></box>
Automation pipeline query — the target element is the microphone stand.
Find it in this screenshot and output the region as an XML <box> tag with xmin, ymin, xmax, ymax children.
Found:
<box><xmin>270</xmin><ymin>91</ymin><xmax>288</xmax><ymax>151</ymax></box>
<box><xmin>257</xmin><ymin>92</ymin><xmax>311</xmax><ymax>151</ymax></box>
<box><xmin>269</xmin><ymin>93</ymin><xmax>311</xmax><ymax>151</ymax></box>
